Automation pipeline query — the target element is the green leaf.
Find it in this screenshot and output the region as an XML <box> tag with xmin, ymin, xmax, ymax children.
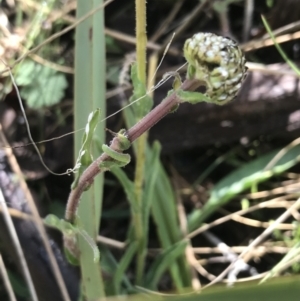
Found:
<box><xmin>72</xmin><ymin>109</ymin><xmax>101</xmax><ymax>189</ymax></box>
<box><xmin>44</xmin><ymin>214</ymin><xmax>100</xmax><ymax>265</ymax></box>
<box><xmin>129</xmin><ymin>63</ymin><xmax>153</xmax><ymax>118</ymax></box>
<box><xmin>107</xmin><ymin>65</ymin><xmax>121</xmax><ymax>85</ymax></box>
<box><xmin>44</xmin><ymin>213</ymin><xmax>63</xmax><ymax>229</ymax></box>
<box><xmin>99</xmin><ymin>246</ymin><xmax>134</xmax><ymax>295</ymax></box>
<box><xmin>261</xmin><ymin>240</ymin><xmax>300</xmax><ymax>283</ymax></box>
<box><xmin>105</xmin><ymin>36</ymin><xmax>122</xmax><ymax>54</ymax></box>
<box><xmin>188</xmin><ymin>144</ymin><xmax>300</xmax><ymax>231</ymax></box>
<box><xmin>107</xmin><ymin>276</ymin><xmax>300</xmax><ymax>301</ymax></box>
<box><xmin>143</xmin><ymin>141</ymin><xmax>161</xmax><ymax>236</ymax></box>
<box><xmin>79</xmin><ymin>229</ymin><xmax>100</xmax><ymax>263</ymax></box>
<box><xmin>15</xmin><ymin>60</ymin><xmax>67</xmax><ymax>109</ymax></box>
<box><xmin>110</xmin><ymin>167</ymin><xmax>137</xmax><ymax>211</ymax></box>
<box><xmin>150</xmin><ymin>155</ymin><xmax>192</xmax><ymax>289</ymax></box>
<box><xmin>44</xmin><ymin>214</ymin><xmax>80</xmax><ymax>265</ymax></box>
<box><xmin>113</xmin><ymin>242</ymin><xmax>138</xmax><ymax>294</ymax></box>
<box><xmin>177</xmin><ymin>90</ymin><xmax>211</xmax><ymax>104</ymax></box>
<box><xmin>6</xmin><ymin>271</ymin><xmax>29</xmax><ymax>298</ymax></box>
<box><xmin>145</xmin><ymin>240</ymin><xmax>188</xmax><ymax>290</ymax></box>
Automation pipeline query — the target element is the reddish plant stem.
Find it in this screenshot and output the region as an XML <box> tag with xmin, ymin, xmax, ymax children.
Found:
<box><xmin>65</xmin><ymin>79</ymin><xmax>202</xmax><ymax>223</ymax></box>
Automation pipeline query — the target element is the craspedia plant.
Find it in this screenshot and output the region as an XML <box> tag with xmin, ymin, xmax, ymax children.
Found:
<box><xmin>184</xmin><ymin>32</ymin><xmax>247</xmax><ymax>105</ymax></box>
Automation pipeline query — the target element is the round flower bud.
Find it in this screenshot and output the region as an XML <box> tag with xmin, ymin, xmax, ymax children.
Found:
<box><xmin>184</xmin><ymin>32</ymin><xmax>247</xmax><ymax>105</ymax></box>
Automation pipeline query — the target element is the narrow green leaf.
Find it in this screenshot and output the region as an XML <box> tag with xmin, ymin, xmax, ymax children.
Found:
<box><xmin>145</xmin><ymin>240</ymin><xmax>188</xmax><ymax>290</ymax></box>
<box><xmin>188</xmin><ymin>144</ymin><xmax>300</xmax><ymax>231</ymax></box>
<box><xmin>72</xmin><ymin>109</ymin><xmax>101</xmax><ymax>189</ymax></box>
<box><xmin>151</xmin><ymin>161</ymin><xmax>191</xmax><ymax>289</ymax></box>
<box><xmin>113</xmin><ymin>242</ymin><xmax>138</xmax><ymax>294</ymax></box>
<box><xmin>99</xmin><ymin>246</ymin><xmax>134</xmax><ymax>295</ymax></box>
<box><xmin>106</xmin><ymin>276</ymin><xmax>300</xmax><ymax>301</ymax></box>
<box><xmin>73</xmin><ymin>0</ymin><xmax>106</xmax><ymax>298</ymax></box>
<box><xmin>262</xmin><ymin>15</ymin><xmax>300</xmax><ymax>76</ymax></box>
<box><xmin>44</xmin><ymin>214</ymin><xmax>61</xmax><ymax>229</ymax></box>
<box><xmin>261</xmin><ymin>240</ymin><xmax>300</xmax><ymax>283</ymax></box>
<box><xmin>110</xmin><ymin>167</ymin><xmax>137</xmax><ymax>210</ymax></box>
<box><xmin>79</xmin><ymin>229</ymin><xmax>100</xmax><ymax>263</ymax></box>
<box><xmin>143</xmin><ymin>141</ymin><xmax>161</xmax><ymax>232</ymax></box>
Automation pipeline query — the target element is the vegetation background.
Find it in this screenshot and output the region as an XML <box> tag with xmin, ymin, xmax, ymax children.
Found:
<box><xmin>1</xmin><ymin>0</ymin><xmax>300</xmax><ymax>300</ymax></box>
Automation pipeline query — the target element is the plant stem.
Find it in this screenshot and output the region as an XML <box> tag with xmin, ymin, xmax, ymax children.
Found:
<box><xmin>135</xmin><ymin>0</ymin><xmax>147</xmax><ymax>84</ymax></box>
<box><xmin>65</xmin><ymin>79</ymin><xmax>202</xmax><ymax>223</ymax></box>
<box><xmin>134</xmin><ymin>0</ymin><xmax>148</xmax><ymax>284</ymax></box>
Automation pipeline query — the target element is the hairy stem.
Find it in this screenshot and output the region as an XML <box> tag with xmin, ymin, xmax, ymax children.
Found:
<box><xmin>65</xmin><ymin>79</ymin><xmax>202</xmax><ymax>223</ymax></box>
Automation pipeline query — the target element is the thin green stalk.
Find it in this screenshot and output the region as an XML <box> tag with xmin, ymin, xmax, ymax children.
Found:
<box><xmin>262</xmin><ymin>15</ymin><xmax>300</xmax><ymax>76</ymax></box>
<box><xmin>74</xmin><ymin>0</ymin><xmax>106</xmax><ymax>299</ymax></box>
<box><xmin>134</xmin><ymin>0</ymin><xmax>148</xmax><ymax>285</ymax></box>
<box><xmin>135</xmin><ymin>0</ymin><xmax>147</xmax><ymax>83</ymax></box>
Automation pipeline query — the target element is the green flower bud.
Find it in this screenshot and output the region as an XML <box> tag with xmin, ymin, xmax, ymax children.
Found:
<box><xmin>184</xmin><ymin>32</ymin><xmax>247</xmax><ymax>105</ymax></box>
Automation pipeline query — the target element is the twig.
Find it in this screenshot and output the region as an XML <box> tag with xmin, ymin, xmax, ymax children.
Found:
<box><xmin>0</xmin><ymin>0</ymin><xmax>115</xmax><ymax>75</ymax></box>
<box><xmin>0</xmin><ymin>206</ymin><xmax>34</xmax><ymax>221</ymax></box>
<box><xmin>193</xmin><ymin>245</ymin><xmax>291</xmax><ymax>255</ymax></box>
<box><xmin>241</xmin><ymin>30</ymin><xmax>300</xmax><ymax>52</ymax></box>
<box><xmin>0</xmin><ymin>188</ymin><xmax>38</xmax><ymax>301</ymax></box>
<box><xmin>149</xmin><ymin>0</ymin><xmax>185</xmax><ymax>43</ymax></box>
<box><xmin>0</xmin><ymin>124</ymin><xmax>71</xmax><ymax>301</ymax></box>
<box><xmin>228</xmin><ymin>212</ymin><xmax>296</xmax><ymax>229</ymax></box>
<box><xmin>0</xmin><ymin>252</ymin><xmax>18</xmax><ymax>301</ymax></box>
<box><xmin>171</xmin><ymin>167</ymin><xmax>201</xmax><ymax>290</ymax></box>
<box><xmin>187</xmin><ymin>198</ymin><xmax>294</xmax><ymax>239</ymax></box>
<box><xmin>156</xmin><ymin>0</ymin><xmax>211</xmax><ymax>54</ymax></box>
<box><xmin>203</xmin><ymin>231</ymin><xmax>258</xmax><ymax>286</ymax></box>
<box><xmin>262</xmin><ymin>20</ymin><xmax>300</xmax><ymax>38</ymax></box>
<box><xmin>204</xmin><ymin>197</ymin><xmax>300</xmax><ymax>288</ymax></box>
<box><xmin>96</xmin><ymin>235</ymin><xmax>126</xmax><ymax>249</ymax></box>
